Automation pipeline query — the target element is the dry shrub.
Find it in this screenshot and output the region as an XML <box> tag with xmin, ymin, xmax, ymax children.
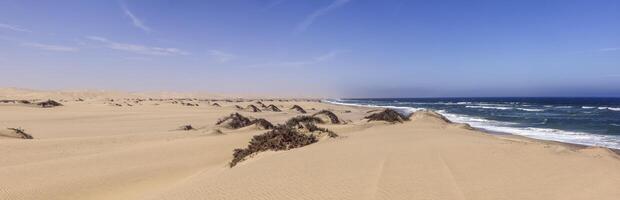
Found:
<box><xmin>7</xmin><ymin>128</ymin><xmax>33</xmax><ymax>139</ymax></box>
<box><xmin>301</xmin><ymin>122</ymin><xmax>338</xmax><ymax>138</ymax></box>
<box><xmin>182</xmin><ymin>102</ymin><xmax>198</xmax><ymax>106</ymax></box>
<box><xmin>290</xmin><ymin>105</ymin><xmax>307</xmax><ymax>113</ymax></box>
<box><xmin>251</xmin><ymin>118</ymin><xmax>275</xmax><ymax>129</ymax></box>
<box><xmin>230</xmin><ymin>125</ymin><xmax>317</xmax><ymax>167</ymax></box>
<box><xmin>216</xmin><ymin>113</ymin><xmax>253</xmax><ymax>129</ymax></box>
<box><xmin>234</xmin><ymin>105</ymin><xmax>244</xmax><ymax>110</ymax></box>
<box><xmin>180</xmin><ymin>125</ymin><xmax>195</xmax><ymax>131</ymax></box>
<box><xmin>266</xmin><ymin>104</ymin><xmax>282</xmax><ymax>112</ymax></box>
<box><xmin>37</xmin><ymin>100</ymin><xmax>63</xmax><ymax>108</ymax></box>
<box><xmin>365</xmin><ymin>109</ymin><xmax>410</xmax><ymax>123</ymax></box>
<box><xmin>312</xmin><ymin>110</ymin><xmax>341</xmax><ymax>124</ymax></box>
<box><xmin>285</xmin><ymin>115</ymin><xmax>337</xmax><ymax>137</ymax></box>
<box><xmin>256</xmin><ymin>101</ymin><xmax>267</xmax><ymax>108</ymax></box>
<box><xmin>245</xmin><ymin>105</ymin><xmax>262</xmax><ymax>112</ymax></box>
<box><xmin>216</xmin><ymin>113</ymin><xmax>274</xmax><ymax>130</ymax></box>
<box><xmin>212</xmin><ymin>103</ymin><xmax>221</xmax><ymax>107</ymax></box>
<box><xmin>285</xmin><ymin>116</ymin><xmax>324</xmax><ymax>127</ymax></box>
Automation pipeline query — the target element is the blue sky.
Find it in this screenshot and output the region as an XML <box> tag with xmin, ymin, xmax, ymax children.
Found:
<box><xmin>1</xmin><ymin>0</ymin><xmax>619</xmax><ymax>97</ymax></box>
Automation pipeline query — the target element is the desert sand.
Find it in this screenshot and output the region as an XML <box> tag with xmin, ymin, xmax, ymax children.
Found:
<box><xmin>1</xmin><ymin>89</ymin><xmax>619</xmax><ymax>200</ymax></box>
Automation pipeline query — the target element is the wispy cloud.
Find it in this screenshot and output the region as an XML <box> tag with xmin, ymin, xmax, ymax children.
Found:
<box><xmin>0</xmin><ymin>23</ymin><xmax>32</xmax><ymax>33</ymax></box>
<box><xmin>121</xmin><ymin>3</ymin><xmax>151</xmax><ymax>33</ymax></box>
<box><xmin>21</xmin><ymin>42</ymin><xmax>78</xmax><ymax>52</ymax></box>
<box><xmin>208</xmin><ymin>50</ymin><xmax>236</xmax><ymax>63</ymax></box>
<box><xmin>296</xmin><ymin>0</ymin><xmax>351</xmax><ymax>32</ymax></box>
<box><xmin>599</xmin><ymin>47</ymin><xmax>620</xmax><ymax>52</ymax></box>
<box><xmin>125</xmin><ymin>56</ymin><xmax>152</xmax><ymax>61</ymax></box>
<box><xmin>264</xmin><ymin>0</ymin><xmax>288</xmax><ymax>10</ymax></box>
<box><xmin>244</xmin><ymin>50</ymin><xmax>347</xmax><ymax>68</ymax></box>
<box><xmin>314</xmin><ymin>49</ymin><xmax>347</xmax><ymax>61</ymax></box>
<box><xmin>86</xmin><ymin>36</ymin><xmax>188</xmax><ymax>56</ymax></box>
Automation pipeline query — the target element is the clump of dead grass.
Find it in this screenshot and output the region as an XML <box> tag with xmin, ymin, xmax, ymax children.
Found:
<box><xmin>37</xmin><ymin>100</ymin><xmax>63</xmax><ymax>108</ymax></box>
<box><xmin>7</xmin><ymin>128</ymin><xmax>34</xmax><ymax>139</ymax></box>
<box><xmin>265</xmin><ymin>104</ymin><xmax>282</xmax><ymax>112</ymax></box>
<box><xmin>312</xmin><ymin>110</ymin><xmax>341</xmax><ymax>124</ymax></box>
<box><xmin>245</xmin><ymin>105</ymin><xmax>261</xmax><ymax>112</ymax></box>
<box><xmin>179</xmin><ymin>125</ymin><xmax>195</xmax><ymax>131</ymax></box>
<box><xmin>364</xmin><ymin>109</ymin><xmax>410</xmax><ymax>123</ymax></box>
<box><xmin>290</xmin><ymin>105</ymin><xmax>307</xmax><ymax>113</ymax></box>
<box><xmin>230</xmin><ymin>125</ymin><xmax>317</xmax><ymax>167</ymax></box>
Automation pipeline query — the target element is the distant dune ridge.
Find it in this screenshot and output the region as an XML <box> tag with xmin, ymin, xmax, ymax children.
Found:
<box><xmin>0</xmin><ymin>88</ymin><xmax>619</xmax><ymax>200</ymax></box>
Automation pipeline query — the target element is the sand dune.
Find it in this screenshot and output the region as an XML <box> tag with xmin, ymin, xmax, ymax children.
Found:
<box><xmin>0</xmin><ymin>90</ymin><xmax>619</xmax><ymax>199</ymax></box>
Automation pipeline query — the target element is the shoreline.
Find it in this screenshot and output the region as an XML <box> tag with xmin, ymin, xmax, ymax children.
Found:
<box><xmin>323</xmin><ymin>99</ymin><xmax>620</xmax><ymax>151</ymax></box>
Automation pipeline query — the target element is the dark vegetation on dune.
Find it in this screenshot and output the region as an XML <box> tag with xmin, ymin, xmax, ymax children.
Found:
<box><xmin>0</xmin><ymin>100</ymin><xmax>31</xmax><ymax>104</ymax></box>
<box><xmin>212</xmin><ymin>103</ymin><xmax>221</xmax><ymax>107</ymax></box>
<box><xmin>234</xmin><ymin>105</ymin><xmax>244</xmax><ymax>110</ymax></box>
<box><xmin>230</xmin><ymin>125</ymin><xmax>318</xmax><ymax>167</ymax></box>
<box><xmin>217</xmin><ymin>113</ymin><xmax>253</xmax><ymax>129</ymax></box>
<box><xmin>251</xmin><ymin>118</ymin><xmax>275</xmax><ymax>129</ymax></box>
<box><xmin>7</xmin><ymin>128</ymin><xmax>34</xmax><ymax>139</ymax></box>
<box><xmin>285</xmin><ymin>115</ymin><xmax>324</xmax><ymax>127</ymax></box>
<box><xmin>37</xmin><ymin>100</ymin><xmax>63</xmax><ymax>108</ymax></box>
<box><xmin>285</xmin><ymin>116</ymin><xmax>338</xmax><ymax>138</ymax></box>
<box><xmin>228</xmin><ymin>114</ymin><xmax>339</xmax><ymax>167</ymax></box>
<box><xmin>312</xmin><ymin>110</ymin><xmax>341</xmax><ymax>124</ymax></box>
<box><xmin>302</xmin><ymin>122</ymin><xmax>338</xmax><ymax>138</ymax></box>
<box><xmin>216</xmin><ymin>113</ymin><xmax>275</xmax><ymax>130</ymax></box>
<box><xmin>256</xmin><ymin>101</ymin><xmax>267</xmax><ymax>108</ymax></box>
<box><xmin>182</xmin><ymin>102</ymin><xmax>199</xmax><ymax>106</ymax></box>
<box><xmin>365</xmin><ymin>109</ymin><xmax>410</xmax><ymax>123</ymax></box>
<box><xmin>246</xmin><ymin>105</ymin><xmax>261</xmax><ymax>112</ymax></box>
<box><xmin>290</xmin><ymin>105</ymin><xmax>307</xmax><ymax>113</ymax></box>
<box><xmin>266</xmin><ymin>104</ymin><xmax>282</xmax><ymax>112</ymax></box>
<box><xmin>179</xmin><ymin>125</ymin><xmax>195</xmax><ymax>131</ymax></box>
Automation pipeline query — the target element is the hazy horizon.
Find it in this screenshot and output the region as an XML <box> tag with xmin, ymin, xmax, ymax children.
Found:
<box><xmin>1</xmin><ymin>0</ymin><xmax>619</xmax><ymax>97</ymax></box>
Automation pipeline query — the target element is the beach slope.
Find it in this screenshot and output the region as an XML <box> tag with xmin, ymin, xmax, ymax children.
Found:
<box><xmin>0</xmin><ymin>92</ymin><xmax>618</xmax><ymax>200</ymax></box>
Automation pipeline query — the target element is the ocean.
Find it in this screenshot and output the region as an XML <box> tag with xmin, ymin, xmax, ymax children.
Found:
<box><xmin>326</xmin><ymin>98</ymin><xmax>620</xmax><ymax>150</ymax></box>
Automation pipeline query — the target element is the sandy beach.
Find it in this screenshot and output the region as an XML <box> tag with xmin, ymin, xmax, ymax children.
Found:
<box><xmin>1</xmin><ymin>89</ymin><xmax>619</xmax><ymax>200</ymax></box>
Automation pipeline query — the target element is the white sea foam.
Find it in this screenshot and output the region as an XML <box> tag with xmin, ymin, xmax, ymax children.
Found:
<box><xmin>324</xmin><ymin>99</ymin><xmax>620</xmax><ymax>150</ymax></box>
<box><xmin>437</xmin><ymin>111</ymin><xmax>620</xmax><ymax>149</ymax></box>
<box><xmin>516</xmin><ymin>108</ymin><xmax>545</xmax><ymax>112</ymax></box>
<box><xmin>582</xmin><ymin>106</ymin><xmax>595</xmax><ymax>109</ymax></box>
<box><xmin>465</xmin><ymin>105</ymin><xmax>513</xmax><ymax>110</ymax></box>
<box><xmin>598</xmin><ymin>107</ymin><xmax>620</xmax><ymax>111</ymax></box>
